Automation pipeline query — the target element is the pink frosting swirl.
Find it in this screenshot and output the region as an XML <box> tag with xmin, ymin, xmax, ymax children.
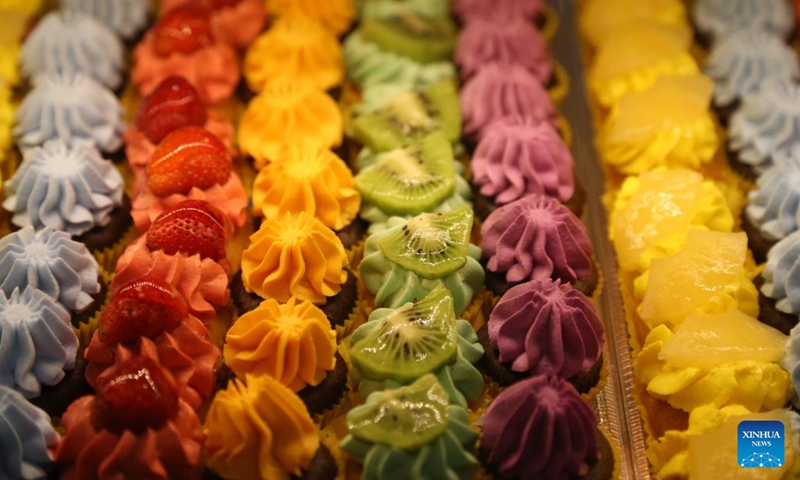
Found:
<box><xmin>460</xmin><ymin>62</ymin><xmax>557</xmax><ymax>140</ymax></box>
<box><xmin>472</xmin><ymin>115</ymin><xmax>574</xmax><ymax>205</ymax></box>
<box><xmin>452</xmin><ymin>0</ymin><xmax>544</xmax><ymax>22</ymax></box>
<box><xmin>111</xmin><ymin>237</ymin><xmax>230</xmax><ymax>322</ymax></box>
<box><xmin>131</xmin><ymin>172</ymin><xmax>247</xmax><ymax>232</ymax></box>
<box><xmin>84</xmin><ymin>315</ymin><xmax>219</xmax><ymax>409</ymax></box>
<box><xmin>159</xmin><ymin>0</ymin><xmax>267</xmax><ymax>49</ymax></box>
<box><xmin>481</xmin><ymin>375</ymin><xmax>599</xmax><ymax>479</ymax></box>
<box><xmin>481</xmin><ymin>194</ymin><xmax>593</xmax><ymax>285</ymax></box>
<box><xmin>456</xmin><ymin>17</ymin><xmax>551</xmax><ymax>83</ymax></box>
<box><xmin>489</xmin><ymin>278</ymin><xmax>603</xmax><ymax>379</ymax></box>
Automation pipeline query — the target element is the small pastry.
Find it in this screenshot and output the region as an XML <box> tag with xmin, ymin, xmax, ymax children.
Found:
<box><xmin>61</xmin><ymin>0</ymin><xmax>151</xmax><ymax>41</ymax></box>
<box><xmin>159</xmin><ymin>0</ymin><xmax>267</xmax><ymax>49</ymax></box>
<box><xmin>266</xmin><ymin>0</ymin><xmax>354</xmax><ymax>36</ymax></box>
<box><xmin>579</xmin><ymin>0</ymin><xmax>688</xmax><ymax>48</ymax></box>
<box><xmin>692</xmin><ymin>0</ymin><xmax>794</xmax><ymax>45</ymax></box>
<box><xmin>0</xmin><ymin>385</ymin><xmax>59</xmax><ymax>480</ymax></box>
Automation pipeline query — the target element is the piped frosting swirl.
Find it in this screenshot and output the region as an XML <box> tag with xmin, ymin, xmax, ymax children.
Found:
<box><xmin>451</xmin><ymin>0</ymin><xmax>543</xmax><ymax>22</ymax></box>
<box><xmin>692</xmin><ymin>0</ymin><xmax>794</xmax><ymax>42</ymax></box>
<box><xmin>785</xmin><ymin>324</ymin><xmax>800</xmax><ymax>408</ymax></box>
<box><xmin>266</xmin><ymin>0</ymin><xmax>354</xmax><ymax>36</ymax></box>
<box><xmin>0</xmin><ymin>385</ymin><xmax>58</xmax><ymax>480</ymax></box>
<box><xmin>746</xmin><ymin>154</ymin><xmax>800</xmax><ymax>242</ymax></box>
<box><xmin>61</xmin><ymin>0</ymin><xmax>151</xmax><ymax>40</ymax></box>
<box><xmin>762</xmin><ymin>230</ymin><xmax>800</xmax><ymax>314</ymax></box>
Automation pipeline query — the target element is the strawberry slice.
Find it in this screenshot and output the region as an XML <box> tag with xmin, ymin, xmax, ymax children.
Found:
<box><xmin>98</xmin><ymin>275</ymin><xmax>188</xmax><ymax>345</ymax></box>
<box><xmin>93</xmin><ymin>356</ymin><xmax>180</xmax><ymax>433</ymax></box>
<box><xmin>135</xmin><ymin>76</ymin><xmax>208</xmax><ymax>145</ymax></box>
<box><xmin>146</xmin><ymin>126</ymin><xmax>231</xmax><ymax>196</ymax></box>
<box><xmin>198</xmin><ymin>0</ymin><xmax>242</xmax><ymax>9</ymax></box>
<box><xmin>152</xmin><ymin>4</ymin><xmax>215</xmax><ymax>58</ymax></box>
<box><xmin>147</xmin><ymin>199</ymin><xmax>229</xmax><ymax>260</ymax></box>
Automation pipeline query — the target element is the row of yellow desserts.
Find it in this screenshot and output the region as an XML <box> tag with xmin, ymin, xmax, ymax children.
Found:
<box><xmin>578</xmin><ymin>0</ymin><xmax>798</xmax><ymax>478</ymax></box>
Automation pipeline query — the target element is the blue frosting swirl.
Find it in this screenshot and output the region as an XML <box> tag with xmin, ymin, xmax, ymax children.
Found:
<box><xmin>62</xmin><ymin>0</ymin><xmax>151</xmax><ymax>40</ymax></box>
<box><xmin>20</xmin><ymin>11</ymin><xmax>124</xmax><ymax>90</ymax></box>
<box><xmin>693</xmin><ymin>0</ymin><xmax>794</xmax><ymax>41</ymax></box>
<box><xmin>3</xmin><ymin>140</ymin><xmax>124</xmax><ymax>236</ymax></box>
<box><xmin>746</xmin><ymin>153</ymin><xmax>800</xmax><ymax>241</ymax></box>
<box><xmin>0</xmin><ymin>288</ymin><xmax>77</xmax><ymax>399</ymax></box>
<box><xmin>0</xmin><ymin>386</ymin><xmax>58</xmax><ymax>480</ymax></box>
<box><xmin>0</xmin><ymin>226</ymin><xmax>100</xmax><ymax>312</ymax></box>
<box><xmin>14</xmin><ymin>73</ymin><xmax>125</xmax><ymax>152</ymax></box>
<box><xmin>762</xmin><ymin>229</ymin><xmax>800</xmax><ymax>313</ymax></box>
<box><xmin>729</xmin><ymin>79</ymin><xmax>800</xmax><ymax>173</ymax></box>
<box><xmin>785</xmin><ymin>323</ymin><xmax>800</xmax><ymax>409</ymax></box>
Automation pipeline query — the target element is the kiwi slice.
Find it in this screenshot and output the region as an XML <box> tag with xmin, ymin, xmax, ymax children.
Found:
<box><xmin>354</xmin><ymin>133</ymin><xmax>455</xmax><ymax>215</ymax></box>
<box><xmin>378</xmin><ymin>205</ymin><xmax>472</xmax><ymax>279</ymax></box>
<box><xmin>361</xmin><ymin>13</ymin><xmax>456</xmax><ymax>64</ymax></box>
<box><xmin>347</xmin><ymin>374</ymin><xmax>450</xmax><ymax>450</ymax></box>
<box><xmin>350</xmin><ymin>286</ymin><xmax>458</xmax><ymax>383</ymax></box>
<box><xmin>353</xmin><ymin>81</ymin><xmax>461</xmax><ymax>152</ymax></box>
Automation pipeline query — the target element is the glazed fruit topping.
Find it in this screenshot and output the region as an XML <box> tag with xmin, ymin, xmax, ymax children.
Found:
<box><xmin>99</xmin><ymin>275</ymin><xmax>188</xmax><ymax>345</ymax></box>
<box><xmin>147</xmin><ymin>199</ymin><xmax>229</xmax><ymax>260</ymax></box>
<box><xmin>146</xmin><ymin>125</ymin><xmax>231</xmax><ymax>197</ymax></box>
<box><xmin>93</xmin><ymin>356</ymin><xmax>180</xmax><ymax>433</ymax></box>
<box><xmin>153</xmin><ymin>5</ymin><xmax>215</xmax><ymax>57</ymax></box>
<box><xmin>197</xmin><ymin>0</ymin><xmax>242</xmax><ymax>9</ymax></box>
<box><xmin>135</xmin><ymin>76</ymin><xmax>208</xmax><ymax>145</ymax></box>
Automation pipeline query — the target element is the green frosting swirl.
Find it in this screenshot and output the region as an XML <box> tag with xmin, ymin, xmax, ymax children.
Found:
<box><xmin>360</xmin><ymin>221</ymin><xmax>484</xmax><ymax>314</ymax></box>
<box><xmin>341</xmin><ymin>403</ymin><xmax>479</xmax><ymax>480</ymax></box>
<box><xmin>351</xmin><ymin>314</ymin><xmax>484</xmax><ymax>406</ymax></box>
<box><xmin>344</xmin><ymin>32</ymin><xmax>456</xmax><ymax>89</ymax></box>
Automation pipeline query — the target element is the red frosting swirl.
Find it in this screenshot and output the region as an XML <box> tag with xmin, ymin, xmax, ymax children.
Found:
<box><xmin>472</xmin><ymin>115</ymin><xmax>574</xmax><ymax>205</ymax></box>
<box><xmin>481</xmin><ymin>194</ymin><xmax>593</xmax><ymax>285</ymax></box>
<box><xmin>55</xmin><ymin>395</ymin><xmax>204</xmax><ymax>480</ymax></box>
<box><xmin>460</xmin><ymin>62</ymin><xmax>557</xmax><ymax>140</ymax></box>
<box><xmin>112</xmin><ymin>237</ymin><xmax>230</xmax><ymax>322</ymax></box>
<box><xmin>452</xmin><ymin>0</ymin><xmax>544</xmax><ymax>22</ymax></box>
<box><xmin>456</xmin><ymin>17</ymin><xmax>551</xmax><ymax>83</ymax></box>
<box><xmin>84</xmin><ymin>315</ymin><xmax>219</xmax><ymax>409</ymax></box>
<box><xmin>481</xmin><ymin>375</ymin><xmax>599</xmax><ymax>479</ymax></box>
<box><xmin>489</xmin><ymin>278</ymin><xmax>603</xmax><ymax>379</ymax></box>
<box><xmin>159</xmin><ymin>0</ymin><xmax>267</xmax><ymax>49</ymax></box>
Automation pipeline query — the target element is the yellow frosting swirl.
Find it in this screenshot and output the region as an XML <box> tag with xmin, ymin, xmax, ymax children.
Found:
<box><xmin>0</xmin><ymin>43</ymin><xmax>19</xmax><ymax>86</ymax></box>
<box><xmin>0</xmin><ymin>83</ymin><xmax>12</xmax><ymax>156</ymax></box>
<box><xmin>238</xmin><ymin>83</ymin><xmax>343</xmax><ymax>169</ymax></box>
<box><xmin>241</xmin><ymin>211</ymin><xmax>348</xmax><ymax>304</ymax></box>
<box><xmin>224</xmin><ymin>297</ymin><xmax>337</xmax><ymax>391</ymax></box>
<box><xmin>252</xmin><ymin>145</ymin><xmax>360</xmax><ymax>230</ymax></box>
<box><xmin>204</xmin><ymin>374</ymin><xmax>320</xmax><ymax>480</ymax></box>
<box><xmin>244</xmin><ymin>15</ymin><xmax>344</xmax><ymax>92</ymax></box>
<box><xmin>266</xmin><ymin>0</ymin><xmax>354</xmax><ymax>36</ymax></box>
<box><xmin>0</xmin><ymin>0</ymin><xmax>41</xmax><ymax>18</ymax></box>
<box><xmin>579</xmin><ymin>0</ymin><xmax>688</xmax><ymax>48</ymax></box>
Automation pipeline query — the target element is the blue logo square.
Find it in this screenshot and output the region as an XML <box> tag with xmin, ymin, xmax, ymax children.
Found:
<box><xmin>738</xmin><ymin>420</ymin><xmax>785</xmax><ymax>468</ymax></box>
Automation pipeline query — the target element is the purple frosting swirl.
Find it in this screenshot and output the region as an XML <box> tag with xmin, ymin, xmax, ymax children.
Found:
<box><xmin>456</xmin><ymin>17</ymin><xmax>551</xmax><ymax>83</ymax></box>
<box><xmin>452</xmin><ymin>0</ymin><xmax>544</xmax><ymax>23</ymax></box>
<box><xmin>489</xmin><ymin>278</ymin><xmax>603</xmax><ymax>379</ymax></box>
<box><xmin>481</xmin><ymin>375</ymin><xmax>599</xmax><ymax>479</ymax></box>
<box><xmin>472</xmin><ymin>115</ymin><xmax>574</xmax><ymax>205</ymax></box>
<box><xmin>460</xmin><ymin>63</ymin><xmax>557</xmax><ymax>140</ymax></box>
<box><xmin>481</xmin><ymin>194</ymin><xmax>593</xmax><ymax>285</ymax></box>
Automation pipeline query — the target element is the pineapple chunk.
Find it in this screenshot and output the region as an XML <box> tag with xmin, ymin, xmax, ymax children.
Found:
<box><xmin>580</xmin><ymin>0</ymin><xmax>688</xmax><ymax>48</ymax></box>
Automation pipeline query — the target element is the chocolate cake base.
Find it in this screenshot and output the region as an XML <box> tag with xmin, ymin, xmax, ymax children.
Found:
<box><xmin>202</xmin><ymin>443</ymin><xmax>337</xmax><ymax>480</ymax></box>
<box><xmin>740</xmin><ymin>211</ymin><xmax>776</xmax><ymax>264</ymax></box>
<box><xmin>31</xmin><ymin>351</ymin><xmax>92</xmax><ymax>419</ymax></box>
<box><xmin>298</xmin><ymin>352</ymin><xmax>349</xmax><ymax>416</ymax></box>
<box><xmin>74</xmin><ymin>195</ymin><xmax>134</xmax><ymax>253</ymax></box>
<box><xmin>482</xmin><ymin>259</ymin><xmax>599</xmax><ymax>299</ymax></box>
<box><xmin>756</xmin><ymin>276</ymin><xmax>798</xmax><ymax>335</ymax></box>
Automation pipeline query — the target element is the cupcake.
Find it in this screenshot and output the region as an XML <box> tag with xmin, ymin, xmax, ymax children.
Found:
<box><xmin>728</xmin><ymin>79</ymin><xmax>800</xmax><ymax>180</ymax></box>
<box><xmin>124</xmin><ymin>76</ymin><xmax>234</xmax><ymax>193</ymax></box>
<box><xmin>359</xmin><ymin>205</ymin><xmax>485</xmax><ymax>315</ymax></box>
<box><xmin>14</xmin><ymin>73</ymin><xmax>125</xmax><ymax>153</ymax></box>
<box><xmin>2</xmin><ymin>140</ymin><xmax>131</xmax><ymax>253</ymax></box>
<box><xmin>243</xmin><ymin>15</ymin><xmax>344</xmax><ymax>93</ymax></box>
<box><xmin>481</xmin><ymin>194</ymin><xmax>597</xmax><ymax>297</ymax></box>
<box><xmin>692</xmin><ymin>0</ymin><xmax>794</xmax><ymax>46</ymax></box>
<box><xmin>0</xmin><ymin>385</ymin><xmax>59</xmax><ymax>480</ymax></box>
<box><xmin>159</xmin><ymin>0</ymin><xmax>267</xmax><ymax>49</ymax></box>
<box><xmin>55</xmin><ymin>356</ymin><xmax>205</xmax><ymax>479</ymax></box>
<box><xmin>579</xmin><ymin>0</ymin><xmax>688</xmax><ymax>49</ymax></box>
<box><xmin>131</xmin><ymin>126</ymin><xmax>247</xmax><ymax>232</ymax></box>
<box><xmin>204</xmin><ymin>374</ymin><xmax>337</xmax><ymax>480</ymax></box>
<box><xmin>223</xmin><ymin>297</ymin><xmax>348</xmax><ymax>415</ymax></box>
<box><xmin>784</xmin><ymin>323</ymin><xmax>800</xmax><ymax>408</ymax></box>
<box><xmin>478</xmin><ymin>278</ymin><xmax>604</xmax><ymax>393</ymax></box>
<box><xmin>238</xmin><ymin>82</ymin><xmax>342</xmax><ymax>168</ymax></box>
<box><xmin>348</xmin><ymin>286</ymin><xmax>484</xmax><ymax>406</ymax></box>
<box><xmin>460</xmin><ymin>62</ymin><xmax>557</xmax><ymax>143</ymax></box>
<box><xmin>266</xmin><ymin>0</ymin><xmax>354</xmax><ymax>37</ymax></box>
<box><xmin>131</xmin><ymin>4</ymin><xmax>240</xmax><ymax>105</ymax></box>
<box><xmin>61</xmin><ymin>0</ymin><xmax>151</xmax><ymax>41</ymax></box>
<box><xmin>340</xmin><ymin>375</ymin><xmax>480</xmax><ymax>479</ymax></box>
<box><xmin>480</xmin><ymin>375</ymin><xmax>614</xmax><ymax>480</ymax></box>
<box><xmin>451</xmin><ymin>0</ymin><xmax>543</xmax><ymax>23</ymax></box>
<box><xmin>470</xmin><ymin>115</ymin><xmax>582</xmax><ymax>220</ymax></box>
<box><xmin>20</xmin><ymin>11</ymin><xmax>124</xmax><ymax>91</ymax></box>
<box><xmin>360</xmin><ymin>0</ymin><xmax>450</xmax><ymax>19</ymax></box>
<box><xmin>84</xmin><ymin>275</ymin><xmax>219</xmax><ymax>410</ymax></box>
<box><xmin>703</xmin><ymin>29</ymin><xmax>799</xmax><ymax>124</ymax></box>
<box><xmin>759</xmin><ymin>230</ymin><xmax>800</xmax><ymax>334</ymax></box>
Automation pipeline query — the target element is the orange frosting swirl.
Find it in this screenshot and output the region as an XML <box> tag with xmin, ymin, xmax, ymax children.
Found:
<box><xmin>244</xmin><ymin>16</ymin><xmax>344</xmax><ymax>92</ymax></box>
<box><xmin>55</xmin><ymin>396</ymin><xmax>204</xmax><ymax>480</ymax></box>
<box><xmin>252</xmin><ymin>145</ymin><xmax>360</xmax><ymax>230</ymax></box>
<box><xmin>204</xmin><ymin>374</ymin><xmax>319</xmax><ymax>480</ymax></box>
<box><xmin>224</xmin><ymin>297</ymin><xmax>336</xmax><ymax>391</ymax></box>
<box><xmin>241</xmin><ymin>211</ymin><xmax>347</xmax><ymax>304</ymax></box>
<box><xmin>238</xmin><ymin>83</ymin><xmax>342</xmax><ymax>168</ymax></box>
<box><xmin>131</xmin><ymin>172</ymin><xmax>247</xmax><ymax>232</ymax></box>
<box><xmin>266</xmin><ymin>0</ymin><xmax>354</xmax><ymax>36</ymax></box>
<box><xmin>112</xmin><ymin>237</ymin><xmax>230</xmax><ymax>322</ymax></box>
